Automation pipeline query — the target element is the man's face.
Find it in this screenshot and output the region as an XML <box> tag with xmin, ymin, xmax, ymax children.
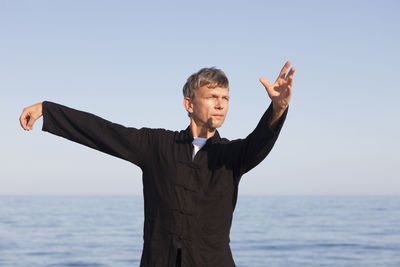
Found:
<box><xmin>188</xmin><ymin>85</ymin><xmax>229</xmax><ymax>130</ymax></box>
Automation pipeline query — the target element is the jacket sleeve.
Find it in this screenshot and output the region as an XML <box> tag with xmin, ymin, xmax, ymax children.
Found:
<box><xmin>41</xmin><ymin>101</ymin><xmax>152</xmax><ymax>168</ymax></box>
<box><xmin>235</xmin><ymin>103</ymin><xmax>288</xmax><ymax>177</ymax></box>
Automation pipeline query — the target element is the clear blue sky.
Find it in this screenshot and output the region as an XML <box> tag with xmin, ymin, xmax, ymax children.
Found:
<box><xmin>1</xmin><ymin>0</ymin><xmax>399</xmax><ymax>195</ymax></box>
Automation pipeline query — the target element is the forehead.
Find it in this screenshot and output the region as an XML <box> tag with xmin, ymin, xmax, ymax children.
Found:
<box><xmin>197</xmin><ymin>85</ymin><xmax>229</xmax><ymax>96</ymax></box>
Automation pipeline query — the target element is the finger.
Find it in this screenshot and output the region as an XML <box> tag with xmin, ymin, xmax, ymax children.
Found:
<box><xmin>286</xmin><ymin>75</ymin><xmax>293</xmax><ymax>87</ymax></box>
<box><xmin>27</xmin><ymin>115</ymin><xmax>35</xmax><ymax>130</ymax></box>
<box><xmin>283</xmin><ymin>67</ymin><xmax>295</xmax><ymax>87</ymax></box>
<box><xmin>289</xmin><ymin>68</ymin><xmax>295</xmax><ymax>84</ymax></box>
<box><xmin>278</xmin><ymin>61</ymin><xmax>291</xmax><ymax>80</ymax></box>
<box><xmin>19</xmin><ymin>110</ymin><xmax>29</xmax><ymax>130</ymax></box>
<box><xmin>286</xmin><ymin>67</ymin><xmax>295</xmax><ymax>80</ymax></box>
<box><xmin>259</xmin><ymin>77</ymin><xmax>272</xmax><ymax>89</ymax></box>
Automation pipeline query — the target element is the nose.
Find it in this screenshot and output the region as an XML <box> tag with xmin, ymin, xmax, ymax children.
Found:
<box><xmin>215</xmin><ymin>98</ymin><xmax>224</xmax><ymax>110</ymax></box>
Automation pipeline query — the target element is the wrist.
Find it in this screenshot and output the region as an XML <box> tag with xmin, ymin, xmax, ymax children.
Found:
<box><xmin>272</xmin><ymin>102</ymin><xmax>287</xmax><ymax>116</ymax></box>
<box><xmin>270</xmin><ymin>102</ymin><xmax>288</xmax><ymax>128</ymax></box>
<box><xmin>37</xmin><ymin>102</ymin><xmax>43</xmax><ymax>117</ymax></box>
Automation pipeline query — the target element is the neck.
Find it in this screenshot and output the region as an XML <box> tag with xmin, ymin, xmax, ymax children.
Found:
<box><xmin>190</xmin><ymin>120</ymin><xmax>216</xmax><ymax>139</ymax></box>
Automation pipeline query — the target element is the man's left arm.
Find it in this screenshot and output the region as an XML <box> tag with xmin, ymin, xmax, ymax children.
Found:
<box><xmin>234</xmin><ymin>61</ymin><xmax>295</xmax><ymax>177</ymax></box>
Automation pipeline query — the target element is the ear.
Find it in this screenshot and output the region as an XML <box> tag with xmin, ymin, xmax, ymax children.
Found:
<box><xmin>183</xmin><ymin>97</ymin><xmax>194</xmax><ymax>115</ymax></box>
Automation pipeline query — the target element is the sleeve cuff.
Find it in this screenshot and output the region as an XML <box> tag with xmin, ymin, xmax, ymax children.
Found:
<box><xmin>262</xmin><ymin>103</ymin><xmax>289</xmax><ymax>136</ymax></box>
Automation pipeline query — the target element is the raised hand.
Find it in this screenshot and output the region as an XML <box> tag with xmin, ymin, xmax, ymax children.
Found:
<box><xmin>19</xmin><ymin>102</ymin><xmax>43</xmax><ymax>130</ymax></box>
<box><xmin>260</xmin><ymin>61</ymin><xmax>295</xmax><ymax>114</ymax></box>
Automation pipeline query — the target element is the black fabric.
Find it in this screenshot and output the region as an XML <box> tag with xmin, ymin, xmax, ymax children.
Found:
<box><xmin>176</xmin><ymin>248</ymin><xmax>182</xmax><ymax>267</ymax></box>
<box><xmin>42</xmin><ymin>101</ymin><xmax>288</xmax><ymax>267</ymax></box>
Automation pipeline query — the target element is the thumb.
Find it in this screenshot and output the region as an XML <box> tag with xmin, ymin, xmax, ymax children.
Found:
<box><xmin>260</xmin><ymin>77</ymin><xmax>275</xmax><ymax>97</ymax></box>
<box><xmin>259</xmin><ymin>77</ymin><xmax>272</xmax><ymax>89</ymax></box>
<box><xmin>19</xmin><ymin>110</ymin><xmax>30</xmax><ymax>130</ymax></box>
<box><xmin>26</xmin><ymin>113</ymin><xmax>37</xmax><ymax>130</ymax></box>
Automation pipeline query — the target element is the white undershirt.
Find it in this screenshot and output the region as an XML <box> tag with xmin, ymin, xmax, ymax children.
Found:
<box><xmin>192</xmin><ymin>137</ymin><xmax>207</xmax><ymax>160</ymax></box>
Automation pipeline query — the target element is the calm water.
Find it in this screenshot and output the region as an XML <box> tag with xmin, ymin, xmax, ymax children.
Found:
<box><xmin>0</xmin><ymin>196</ymin><xmax>399</xmax><ymax>266</ymax></box>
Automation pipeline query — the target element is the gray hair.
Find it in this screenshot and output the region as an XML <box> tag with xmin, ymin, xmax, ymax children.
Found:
<box><xmin>182</xmin><ymin>67</ymin><xmax>229</xmax><ymax>99</ymax></box>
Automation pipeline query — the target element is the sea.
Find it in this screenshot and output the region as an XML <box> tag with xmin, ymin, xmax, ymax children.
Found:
<box><xmin>0</xmin><ymin>196</ymin><xmax>399</xmax><ymax>267</ymax></box>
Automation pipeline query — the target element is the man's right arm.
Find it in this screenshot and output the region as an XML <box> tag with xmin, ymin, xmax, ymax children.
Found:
<box><xmin>19</xmin><ymin>101</ymin><xmax>152</xmax><ymax>168</ymax></box>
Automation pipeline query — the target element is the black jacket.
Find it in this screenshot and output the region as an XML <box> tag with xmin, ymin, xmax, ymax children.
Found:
<box><xmin>42</xmin><ymin>101</ymin><xmax>287</xmax><ymax>267</ymax></box>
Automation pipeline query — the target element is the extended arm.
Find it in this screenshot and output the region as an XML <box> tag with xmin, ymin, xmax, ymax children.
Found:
<box><xmin>234</xmin><ymin>62</ymin><xmax>294</xmax><ymax>177</ymax></box>
<box><xmin>19</xmin><ymin>101</ymin><xmax>152</xmax><ymax>167</ymax></box>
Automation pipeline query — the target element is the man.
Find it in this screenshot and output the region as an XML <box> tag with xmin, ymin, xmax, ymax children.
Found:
<box><xmin>20</xmin><ymin>61</ymin><xmax>295</xmax><ymax>267</ymax></box>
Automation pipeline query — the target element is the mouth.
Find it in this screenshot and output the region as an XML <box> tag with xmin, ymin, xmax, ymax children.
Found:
<box><xmin>212</xmin><ymin>115</ymin><xmax>224</xmax><ymax>119</ymax></box>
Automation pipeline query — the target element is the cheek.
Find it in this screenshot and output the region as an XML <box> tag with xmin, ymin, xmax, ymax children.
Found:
<box><xmin>194</xmin><ymin>104</ymin><xmax>208</xmax><ymax>117</ymax></box>
<box><xmin>224</xmin><ymin>103</ymin><xmax>229</xmax><ymax>113</ymax></box>
<box><xmin>201</xmin><ymin>102</ymin><xmax>213</xmax><ymax>111</ymax></box>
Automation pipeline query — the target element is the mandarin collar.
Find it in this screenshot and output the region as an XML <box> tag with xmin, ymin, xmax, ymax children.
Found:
<box><xmin>179</xmin><ymin>126</ymin><xmax>221</xmax><ymax>144</ymax></box>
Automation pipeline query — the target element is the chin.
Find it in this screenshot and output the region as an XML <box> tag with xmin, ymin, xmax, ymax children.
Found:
<box><xmin>209</xmin><ymin>121</ymin><xmax>224</xmax><ymax>129</ymax></box>
<box><xmin>205</xmin><ymin>117</ymin><xmax>225</xmax><ymax>129</ymax></box>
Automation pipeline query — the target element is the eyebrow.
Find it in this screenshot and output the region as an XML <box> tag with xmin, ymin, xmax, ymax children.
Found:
<box><xmin>205</xmin><ymin>94</ymin><xmax>230</xmax><ymax>98</ymax></box>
